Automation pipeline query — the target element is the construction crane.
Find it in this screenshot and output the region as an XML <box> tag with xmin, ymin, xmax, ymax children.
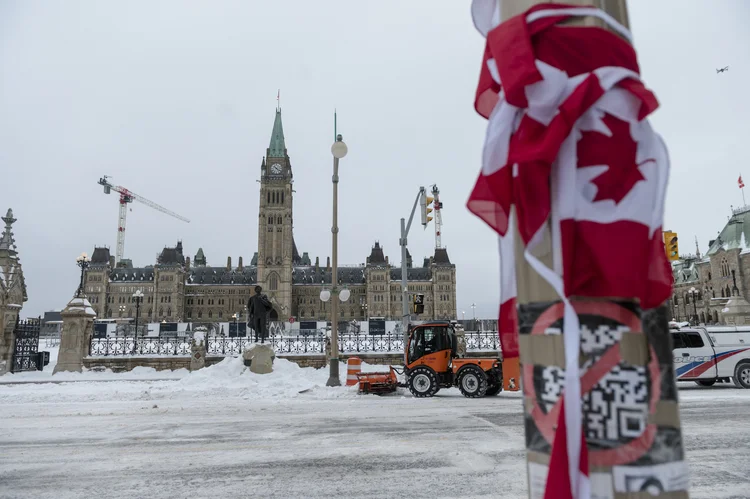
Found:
<box><xmin>431</xmin><ymin>184</ymin><xmax>444</xmax><ymax>248</ymax></box>
<box><xmin>98</xmin><ymin>176</ymin><xmax>190</xmax><ymax>265</ymax></box>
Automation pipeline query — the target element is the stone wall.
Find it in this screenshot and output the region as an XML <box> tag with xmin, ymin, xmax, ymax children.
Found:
<box><xmin>82</xmin><ymin>350</ymin><xmax>501</xmax><ymax>372</ymax></box>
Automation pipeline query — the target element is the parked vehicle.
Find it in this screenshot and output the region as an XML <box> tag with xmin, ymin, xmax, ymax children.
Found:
<box><xmin>672</xmin><ymin>326</ymin><xmax>750</xmax><ymax>388</ymax></box>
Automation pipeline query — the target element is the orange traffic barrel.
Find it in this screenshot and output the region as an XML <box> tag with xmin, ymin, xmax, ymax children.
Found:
<box><xmin>346</xmin><ymin>356</ymin><xmax>362</xmax><ymax>386</ymax></box>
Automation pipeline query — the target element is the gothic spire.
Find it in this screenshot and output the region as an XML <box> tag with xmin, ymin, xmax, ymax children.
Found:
<box><xmin>0</xmin><ymin>208</ymin><xmax>17</xmax><ymax>255</ymax></box>
<box><xmin>268</xmin><ymin>108</ymin><xmax>286</xmax><ymax>157</ymax></box>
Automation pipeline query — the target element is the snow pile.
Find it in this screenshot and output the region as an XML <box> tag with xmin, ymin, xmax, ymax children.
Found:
<box><xmin>178</xmin><ymin>356</ymin><xmax>359</xmax><ymax>399</ymax></box>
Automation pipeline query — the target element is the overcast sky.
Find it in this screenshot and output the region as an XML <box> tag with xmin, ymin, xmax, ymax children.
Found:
<box><xmin>2</xmin><ymin>1</ymin><xmax>749</xmax><ymax>319</ymax></box>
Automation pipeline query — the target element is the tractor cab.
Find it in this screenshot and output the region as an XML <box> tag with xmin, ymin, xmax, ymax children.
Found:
<box><xmin>406</xmin><ymin>321</ymin><xmax>457</xmax><ymax>370</ymax></box>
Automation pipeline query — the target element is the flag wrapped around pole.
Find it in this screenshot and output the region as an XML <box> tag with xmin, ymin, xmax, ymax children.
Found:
<box><xmin>468</xmin><ymin>2</ymin><xmax>688</xmax><ymax>498</ymax></box>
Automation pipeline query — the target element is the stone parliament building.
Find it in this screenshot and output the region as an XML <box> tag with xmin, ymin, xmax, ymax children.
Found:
<box><xmin>83</xmin><ymin>110</ymin><xmax>457</xmax><ymax>324</ymax></box>
<box><xmin>670</xmin><ymin>205</ymin><xmax>750</xmax><ymax>326</ymax></box>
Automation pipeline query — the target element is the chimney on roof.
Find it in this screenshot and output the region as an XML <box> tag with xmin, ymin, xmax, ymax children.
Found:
<box><xmin>315</xmin><ymin>256</ymin><xmax>320</xmax><ymax>274</ymax></box>
<box><xmin>386</xmin><ymin>255</ymin><xmax>389</xmax><ymax>265</ymax></box>
<box><xmin>185</xmin><ymin>256</ymin><xmax>191</xmax><ymax>270</ymax></box>
<box><xmin>227</xmin><ymin>256</ymin><xmax>231</xmax><ymax>270</ymax></box>
<box><xmin>326</xmin><ymin>256</ymin><xmax>330</xmax><ymax>271</ymax></box>
<box><xmin>238</xmin><ymin>256</ymin><xmax>243</xmax><ymax>271</ymax></box>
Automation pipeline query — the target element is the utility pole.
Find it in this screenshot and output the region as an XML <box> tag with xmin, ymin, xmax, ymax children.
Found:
<box><xmin>468</xmin><ymin>1</ymin><xmax>687</xmax><ymax>498</ymax></box>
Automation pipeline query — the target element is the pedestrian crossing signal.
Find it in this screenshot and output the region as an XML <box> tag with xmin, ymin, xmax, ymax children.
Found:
<box><xmin>412</xmin><ymin>294</ymin><xmax>425</xmax><ymax>314</ymax></box>
<box><xmin>663</xmin><ymin>231</ymin><xmax>679</xmax><ymax>261</ymax></box>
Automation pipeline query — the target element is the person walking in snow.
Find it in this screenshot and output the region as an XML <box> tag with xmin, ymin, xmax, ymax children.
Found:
<box><xmin>247</xmin><ymin>285</ymin><xmax>273</xmax><ymax>343</ymax></box>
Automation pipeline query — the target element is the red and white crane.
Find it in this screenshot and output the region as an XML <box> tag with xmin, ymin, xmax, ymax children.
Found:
<box><xmin>431</xmin><ymin>184</ymin><xmax>444</xmax><ymax>248</ymax></box>
<box><xmin>98</xmin><ymin>176</ymin><xmax>190</xmax><ymax>265</ymax></box>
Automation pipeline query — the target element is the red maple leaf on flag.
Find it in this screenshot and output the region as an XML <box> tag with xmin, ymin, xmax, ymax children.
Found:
<box><xmin>577</xmin><ymin>113</ymin><xmax>651</xmax><ymax>204</ymax></box>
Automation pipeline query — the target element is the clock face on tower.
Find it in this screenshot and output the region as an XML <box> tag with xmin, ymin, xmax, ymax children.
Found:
<box><xmin>270</xmin><ymin>163</ymin><xmax>282</xmax><ymax>174</ymax></box>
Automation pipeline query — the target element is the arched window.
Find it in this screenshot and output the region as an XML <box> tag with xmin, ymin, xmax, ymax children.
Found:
<box><xmin>208</xmin><ymin>310</ymin><xmax>213</xmax><ymax>319</ymax></box>
<box><xmin>268</xmin><ymin>216</ymin><xmax>273</xmax><ymax>225</ymax></box>
<box><xmin>721</xmin><ymin>258</ymin><xmax>730</xmax><ymax>277</ymax></box>
<box><xmin>726</xmin><ymin>285</ymin><xmax>731</xmax><ymax>297</ymax></box>
<box><xmin>708</xmin><ymin>271</ymin><xmax>712</xmax><ymax>280</ymax></box>
<box><xmin>714</xmin><ymin>310</ymin><xmax>719</xmax><ymax>323</ymax></box>
<box><xmin>700</xmin><ymin>312</ymin><xmax>706</xmax><ymax>324</ymax></box>
<box><xmin>198</xmin><ymin>310</ymin><xmax>203</xmax><ymax>319</ymax></box>
<box><xmin>270</xmin><ymin>273</ymin><xmax>278</xmax><ymax>291</ymax></box>
<box><xmin>281</xmin><ymin>192</ymin><xmax>284</xmax><ymax>204</ymax></box>
<box><xmin>673</xmin><ymin>295</ymin><xmax>678</xmax><ymax>305</ymax></box>
<box><xmin>277</xmin><ymin>216</ymin><xmax>282</xmax><ymax>224</ymax></box>
<box><xmin>267</xmin><ymin>191</ymin><xmax>270</xmax><ymax>204</ymax></box>
<box><xmin>128</xmin><ymin>308</ymin><xmax>132</xmax><ymax>317</ymax></box>
<box><xmin>159</xmin><ymin>307</ymin><xmax>164</xmax><ymax>316</ymax></box>
<box><xmin>167</xmin><ymin>308</ymin><xmax>172</xmax><ymax>317</ymax></box>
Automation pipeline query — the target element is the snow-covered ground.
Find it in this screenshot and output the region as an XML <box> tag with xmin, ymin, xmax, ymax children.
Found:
<box><xmin>1</xmin><ymin>353</ymin><xmax>749</xmax><ymax>498</ymax></box>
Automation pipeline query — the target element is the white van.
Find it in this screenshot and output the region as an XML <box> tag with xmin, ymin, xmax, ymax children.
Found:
<box><xmin>672</xmin><ymin>326</ymin><xmax>750</xmax><ymax>388</ymax></box>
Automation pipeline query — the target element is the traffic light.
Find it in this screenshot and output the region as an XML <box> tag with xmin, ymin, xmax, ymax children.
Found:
<box><xmin>420</xmin><ymin>190</ymin><xmax>434</xmax><ymax>226</ymax></box>
<box><xmin>412</xmin><ymin>294</ymin><xmax>425</xmax><ymax>314</ymax></box>
<box><xmin>663</xmin><ymin>231</ymin><xmax>679</xmax><ymax>261</ymax></box>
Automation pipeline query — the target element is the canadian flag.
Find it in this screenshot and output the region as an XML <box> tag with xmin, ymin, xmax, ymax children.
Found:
<box><xmin>739</xmin><ymin>175</ymin><xmax>745</xmax><ymax>189</ymax></box>
<box><xmin>468</xmin><ymin>3</ymin><xmax>673</xmax><ymax>498</ymax></box>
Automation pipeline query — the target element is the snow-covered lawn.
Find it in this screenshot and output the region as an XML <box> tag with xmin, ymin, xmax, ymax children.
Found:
<box><xmin>1</xmin><ymin>354</ymin><xmax>749</xmax><ymax>498</ymax></box>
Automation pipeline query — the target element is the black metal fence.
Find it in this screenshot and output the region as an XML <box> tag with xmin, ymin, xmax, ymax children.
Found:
<box><xmin>12</xmin><ymin>318</ymin><xmax>41</xmax><ymax>372</ymax></box>
<box><xmin>89</xmin><ymin>330</ymin><xmax>500</xmax><ymax>357</ymax></box>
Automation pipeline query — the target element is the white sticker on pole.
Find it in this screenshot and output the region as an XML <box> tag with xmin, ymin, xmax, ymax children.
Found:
<box><xmin>612</xmin><ymin>461</ymin><xmax>690</xmax><ymax>494</ymax></box>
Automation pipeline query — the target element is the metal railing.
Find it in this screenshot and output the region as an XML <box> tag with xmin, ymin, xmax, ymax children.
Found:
<box><xmin>89</xmin><ymin>330</ymin><xmax>500</xmax><ymax>357</ymax></box>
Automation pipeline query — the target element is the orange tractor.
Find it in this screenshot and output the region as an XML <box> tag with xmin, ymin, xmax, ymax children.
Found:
<box><xmin>357</xmin><ymin>321</ymin><xmax>503</xmax><ymax>398</ymax></box>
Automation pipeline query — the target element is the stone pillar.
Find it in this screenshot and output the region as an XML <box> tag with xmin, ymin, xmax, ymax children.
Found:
<box><xmin>721</xmin><ymin>296</ymin><xmax>750</xmax><ymax>325</ymax></box>
<box><xmin>189</xmin><ymin>333</ymin><xmax>206</xmax><ymax>371</ymax></box>
<box><xmin>0</xmin><ymin>309</ymin><xmax>21</xmax><ymax>375</ymax></box>
<box><xmin>54</xmin><ymin>296</ymin><xmax>96</xmax><ymax>373</ymax></box>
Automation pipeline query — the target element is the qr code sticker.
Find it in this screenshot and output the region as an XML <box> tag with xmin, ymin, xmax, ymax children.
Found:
<box><xmin>535</xmin><ymin>323</ymin><xmax>650</xmax><ymax>444</ymax></box>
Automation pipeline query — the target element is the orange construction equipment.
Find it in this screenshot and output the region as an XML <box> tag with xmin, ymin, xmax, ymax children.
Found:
<box><xmin>357</xmin><ymin>321</ymin><xmax>503</xmax><ymax>398</ymax></box>
<box><xmin>346</xmin><ymin>356</ymin><xmax>362</xmax><ymax>386</ymax></box>
<box><xmin>357</xmin><ymin>367</ymin><xmax>399</xmax><ymax>394</ymax></box>
<box><xmin>502</xmin><ymin>357</ymin><xmax>520</xmax><ymax>391</ymax></box>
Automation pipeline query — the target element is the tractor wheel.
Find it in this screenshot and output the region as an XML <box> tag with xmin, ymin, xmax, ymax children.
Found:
<box><xmin>408</xmin><ymin>366</ymin><xmax>439</xmax><ymax>398</ymax></box>
<box><xmin>485</xmin><ymin>383</ymin><xmax>502</xmax><ymax>396</ymax></box>
<box><xmin>457</xmin><ymin>365</ymin><xmax>488</xmax><ymax>398</ymax></box>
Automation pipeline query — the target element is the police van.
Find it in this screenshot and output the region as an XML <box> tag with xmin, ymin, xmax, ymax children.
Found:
<box><xmin>670</xmin><ymin>325</ymin><xmax>750</xmax><ymax>388</ymax></box>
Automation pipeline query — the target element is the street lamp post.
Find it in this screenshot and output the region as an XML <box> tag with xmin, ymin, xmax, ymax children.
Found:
<box><xmin>360</xmin><ymin>296</ymin><xmax>368</xmax><ymax>320</ymax></box>
<box><xmin>132</xmin><ymin>289</ymin><xmax>144</xmax><ymax>344</ymax></box>
<box><xmin>689</xmin><ymin>287</ymin><xmax>699</xmax><ymax>324</ymax></box>
<box><xmin>232</xmin><ymin>312</ymin><xmax>239</xmax><ymax>337</ymax></box>
<box><xmin>322</xmin><ymin>133</ymin><xmax>349</xmax><ymax>387</ymax></box>
<box><xmin>75</xmin><ymin>252</ymin><xmax>91</xmax><ymax>297</ymax></box>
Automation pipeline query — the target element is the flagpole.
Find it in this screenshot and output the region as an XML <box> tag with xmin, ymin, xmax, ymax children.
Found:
<box><xmin>740</xmin><ymin>174</ymin><xmax>746</xmax><ymax>207</ymax></box>
<box><xmin>486</xmin><ymin>2</ymin><xmax>687</xmax><ymax>499</ymax></box>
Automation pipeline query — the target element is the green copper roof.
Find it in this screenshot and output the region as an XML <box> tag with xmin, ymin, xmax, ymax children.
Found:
<box><xmin>706</xmin><ymin>206</ymin><xmax>750</xmax><ymax>256</ymax></box>
<box><xmin>268</xmin><ymin>109</ymin><xmax>286</xmax><ymax>157</ymax></box>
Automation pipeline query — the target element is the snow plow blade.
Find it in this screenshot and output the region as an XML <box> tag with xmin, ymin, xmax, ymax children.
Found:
<box><xmin>357</xmin><ymin>367</ymin><xmax>399</xmax><ymax>395</ymax></box>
